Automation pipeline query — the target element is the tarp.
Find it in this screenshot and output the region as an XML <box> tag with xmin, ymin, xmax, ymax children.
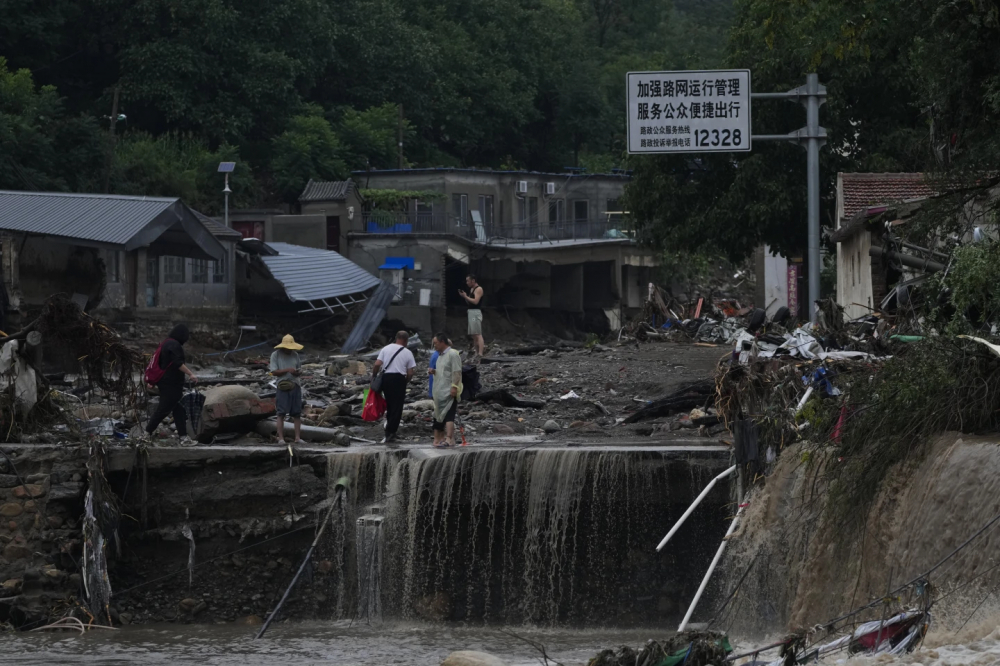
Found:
<box><xmin>379</xmin><ymin>257</ymin><xmax>415</xmax><ymax>270</ymax></box>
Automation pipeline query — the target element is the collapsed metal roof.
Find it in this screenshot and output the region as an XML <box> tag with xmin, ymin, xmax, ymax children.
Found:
<box><xmin>0</xmin><ymin>190</ymin><xmax>226</xmax><ymax>261</ymax></box>
<box><xmin>245</xmin><ymin>240</ymin><xmax>382</xmax><ymax>314</ymax></box>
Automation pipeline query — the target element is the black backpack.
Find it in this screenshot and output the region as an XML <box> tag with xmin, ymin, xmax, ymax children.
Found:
<box><xmin>461</xmin><ymin>365</ymin><xmax>481</xmax><ymax>402</ymax></box>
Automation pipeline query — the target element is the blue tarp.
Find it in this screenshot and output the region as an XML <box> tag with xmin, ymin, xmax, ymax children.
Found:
<box><xmin>379</xmin><ymin>257</ymin><xmax>415</xmax><ymax>270</ymax></box>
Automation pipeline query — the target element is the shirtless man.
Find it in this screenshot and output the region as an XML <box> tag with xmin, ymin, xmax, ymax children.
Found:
<box><xmin>458</xmin><ymin>274</ymin><xmax>485</xmax><ymax>356</ymax></box>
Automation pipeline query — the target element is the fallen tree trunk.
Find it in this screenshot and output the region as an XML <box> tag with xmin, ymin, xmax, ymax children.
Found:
<box><xmin>623</xmin><ymin>380</ymin><xmax>715</xmax><ymax>424</ymax></box>
<box><xmin>475</xmin><ymin>389</ymin><xmax>546</xmax><ymax>409</ymax></box>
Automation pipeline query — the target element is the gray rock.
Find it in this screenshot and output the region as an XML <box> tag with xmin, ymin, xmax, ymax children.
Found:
<box><xmin>543</xmin><ymin>420</ymin><xmax>561</xmax><ymax>433</ymax></box>
<box><xmin>441</xmin><ymin>651</ymin><xmax>508</xmax><ymax>666</ymax></box>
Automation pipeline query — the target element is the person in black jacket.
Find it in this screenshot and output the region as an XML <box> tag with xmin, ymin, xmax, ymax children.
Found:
<box><xmin>145</xmin><ymin>324</ymin><xmax>199</xmax><ymax>445</ymax></box>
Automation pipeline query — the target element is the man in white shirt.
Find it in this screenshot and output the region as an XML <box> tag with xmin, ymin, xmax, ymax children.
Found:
<box><xmin>372</xmin><ymin>330</ymin><xmax>417</xmax><ymax>444</ymax></box>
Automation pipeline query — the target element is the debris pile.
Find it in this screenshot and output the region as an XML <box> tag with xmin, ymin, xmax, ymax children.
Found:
<box><xmin>588</xmin><ymin>631</ymin><xmax>733</xmax><ymax>666</ymax></box>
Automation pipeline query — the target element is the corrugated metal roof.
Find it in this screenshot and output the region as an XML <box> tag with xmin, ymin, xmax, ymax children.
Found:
<box><xmin>0</xmin><ymin>190</ymin><xmax>180</xmax><ymax>245</ymax></box>
<box><xmin>341</xmin><ymin>280</ymin><xmax>397</xmax><ymax>354</ymax></box>
<box><xmin>299</xmin><ymin>179</ymin><xmax>354</xmax><ymax>202</ymax></box>
<box><xmin>259</xmin><ymin>242</ymin><xmax>381</xmax><ymax>302</ymax></box>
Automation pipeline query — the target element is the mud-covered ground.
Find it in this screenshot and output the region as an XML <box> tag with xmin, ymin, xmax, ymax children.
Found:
<box><xmin>179</xmin><ymin>338</ymin><xmax>728</xmax><ymax>448</ymax></box>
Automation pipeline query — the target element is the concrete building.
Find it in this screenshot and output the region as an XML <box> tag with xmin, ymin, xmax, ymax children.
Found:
<box><xmin>341</xmin><ymin>168</ymin><xmax>654</xmax><ymax>334</ymax></box>
<box><xmin>0</xmin><ymin>190</ymin><xmax>239</xmax><ymax>332</ymax></box>
<box><xmin>832</xmin><ymin>173</ymin><xmax>935</xmax><ymax>319</ymax></box>
<box><xmin>227</xmin><ymin>180</ymin><xmax>363</xmax><ymax>254</ymax></box>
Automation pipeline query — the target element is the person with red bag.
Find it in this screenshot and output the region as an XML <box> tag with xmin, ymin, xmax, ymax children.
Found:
<box><xmin>371</xmin><ymin>331</ymin><xmax>416</xmax><ymax>444</ymax></box>
<box><xmin>144</xmin><ymin>324</ymin><xmax>199</xmax><ymax>445</ymax></box>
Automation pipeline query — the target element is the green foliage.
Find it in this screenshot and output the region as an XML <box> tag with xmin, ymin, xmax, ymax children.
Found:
<box><xmin>336</xmin><ymin>104</ymin><xmax>413</xmax><ymax>171</ymax></box>
<box><xmin>359</xmin><ymin>189</ymin><xmax>447</xmax><ymax>211</ymax></box>
<box><xmin>271</xmin><ymin>112</ymin><xmax>348</xmax><ymax>203</ymax></box>
<box><xmin>1</xmin><ymin>0</ymin><xmax>735</xmax><ymax>202</ymax></box>
<box><xmin>830</xmin><ymin>338</ymin><xmax>1000</xmax><ymax>528</ymax></box>
<box><xmin>0</xmin><ymin>57</ymin><xmax>104</xmax><ymax>192</ymax></box>
<box><xmin>924</xmin><ymin>241</ymin><xmax>1000</xmax><ymax>334</ymax></box>
<box><xmin>110</xmin><ymin>133</ymin><xmax>258</xmax><ymax>213</ymax></box>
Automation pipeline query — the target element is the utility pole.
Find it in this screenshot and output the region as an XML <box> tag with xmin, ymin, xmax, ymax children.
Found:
<box><xmin>397</xmin><ymin>104</ymin><xmax>404</xmax><ymax>169</ymax></box>
<box><xmin>103</xmin><ymin>86</ymin><xmax>120</xmax><ymax>193</ymax></box>
<box><xmin>752</xmin><ymin>73</ymin><xmax>827</xmax><ymax>323</ymax></box>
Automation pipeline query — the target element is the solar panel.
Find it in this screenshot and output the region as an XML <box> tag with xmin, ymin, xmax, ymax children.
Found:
<box><xmin>218</xmin><ymin>162</ymin><xmax>236</xmax><ymax>173</ymax></box>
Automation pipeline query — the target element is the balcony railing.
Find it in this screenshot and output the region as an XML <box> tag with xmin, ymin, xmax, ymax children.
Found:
<box><xmin>357</xmin><ymin>212</ymin><xmax>635</xmax><ymax>243</ymax></box>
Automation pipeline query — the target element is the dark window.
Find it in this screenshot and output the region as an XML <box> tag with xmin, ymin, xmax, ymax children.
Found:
<box><xmin>452</xmin><ymin>194</ymin><xmax>468</xmax><ymax>225</ymax></box>
<box><xmin>573</xmin><ymin>200</ymin><xmax>589</xmax><ymax>222</ymax></box>
<box><xmin>213</xmin><ymin>254</ymin><xmax>227</xmax><ymax>284</ymax></box>
<box><xmin>105</xmin><ymin>250</ymin><xmax>120</xmax><ymax>283</ymax></box>
<box><xmin>548</xmin><ymin>200</ymin><xmax>564</xmax><ymax>224</ymax></box>
<box><xmin>164</xmin><ymin>257</ymin><xmax>185</xmax><ymax>283</ymax></box>
<box><xmin>192</xmin><ymin>259</ymin><xmax>208</xmax><ymax>284</ymax></box>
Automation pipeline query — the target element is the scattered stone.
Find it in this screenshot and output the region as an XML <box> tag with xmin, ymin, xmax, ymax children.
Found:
<box><xmin>408</xmin><ymin>399</ymin><xmax>435</xmax><ymax>412</ymax></box>
<box><xmin>0</xmin><ymin>502</ymin><xmax>23</xmax><ymax>517</ymax></box>
<box><xmin>238</xmin><ymin>614</ymin><xmax>263</xmax><ymax>625</ymax></box>
<box><xmin>3</xmin><ymin>543</ymin><xmax>31</xmax><ymax>560</ymax></box>
<box><xmin>1</xmin><ymin>578</ymin><xmax>21</xmax><ymax>592</ymax></box>
<box><xmin>689</xmin><ymin>407</ymin><xmax>707</xmax><ymax>420</ymax></box>
<box><xmin>441</xmin><ymin>651</ymin><xmax>509</xmax><ymax>666</ymax></box>
<box><xmin>178</xmin><ymin>598</ymin><xmax>207</xmax><ymax>615</ymax></box>
<box><xmin>13</xmin><ymin>484</ymin><xmax>45</xmax><ymax>499</ymax></box>
<box><xmin>543</xmin><ymin>420</ymin><xmax>561</xmax><ymax>433</ymax></box>
<box><xmin>340</xmin><ymin>361</ymin><xmax>368</xmax><ymax>376</ymax></box>
<box><xmin>316</xmin><ymin>560</ymin><xmax>333</xmax><ymax>574</ymax></box>
<box><xmin>119</xmin><ymin>612</ymin><xmax>133</xmax><ymax>624</ymax></box>
<box><xmin>492</xmin><ymin>424</ymin><xmax>515</xmax><ymax>435</ymax></box>
<box><xmin>467</xmin><ymin>410</ymin><xmax>491</xmax><ymax>420</ymax></box>
<box><xmin>47</xmin><ymin>516</ymin><xmax>63</xmax><ymax>528</ymax></box>
<box><xmin>401</xmin><ymin>410</ymin><xmax>417</xmax><ymax>422</ymax></box>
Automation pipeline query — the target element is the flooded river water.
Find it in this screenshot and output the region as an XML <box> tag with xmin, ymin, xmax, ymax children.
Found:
<box><xmin>5</xmin><ymin>619</ymin><xmax>1000</xmax><ymax>665</ymax></box>
<box><xmin>2</xmin><ymin>621</ymin><xmax>664</xmax><ymax>665</ymax></box>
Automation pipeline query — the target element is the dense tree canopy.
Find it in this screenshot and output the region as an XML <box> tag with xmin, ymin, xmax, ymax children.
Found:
<box><xmin>0</xmin><ymin>0</ymin><xmax>732</xmax><ymax>210</ymax></box>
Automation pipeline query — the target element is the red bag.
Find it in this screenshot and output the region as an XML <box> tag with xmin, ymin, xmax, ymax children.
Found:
<box><xmin>362</xmin><ymin>388</ymin><xmax>387</xmax><ymax>422</ymax></box>
<box><xmin>144</xmin><ymin>341</ymin><xmax>172</xmax><ymax>386</ymax></box>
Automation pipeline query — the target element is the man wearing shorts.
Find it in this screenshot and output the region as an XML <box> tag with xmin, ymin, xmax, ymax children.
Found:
<box><xmin>458</xmin><ymin>274</ymin><xmax>485</xmax><ymax>356</ymax></box>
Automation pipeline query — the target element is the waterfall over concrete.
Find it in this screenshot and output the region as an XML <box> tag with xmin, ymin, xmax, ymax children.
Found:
<box><xmin>327</xmin><ymin>446</ymin><xmax>731</xmax><ymax>625</ymax></box>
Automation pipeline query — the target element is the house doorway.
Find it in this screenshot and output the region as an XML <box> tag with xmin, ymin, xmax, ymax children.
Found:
<box><xmin>326</xmin><ymin>216</ymin><xmax>340</xmax><ymax>253</ymax></box>
<box><xmin>145</xmin><ymin>257</ymin><xmax>159</xmax><ymax>307</ymax></box>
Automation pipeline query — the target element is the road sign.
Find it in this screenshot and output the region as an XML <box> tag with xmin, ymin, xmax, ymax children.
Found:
<box><xmin>627</xmin><ymin>69</ymin><xmax>751</xmax><ymax>154</ymax></box>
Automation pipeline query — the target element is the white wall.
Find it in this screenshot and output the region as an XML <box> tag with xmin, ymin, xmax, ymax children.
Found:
<box><xmin>761</xmin><ymin>246</ymin><xmax>789</xmax><ymax>317</ymax></box>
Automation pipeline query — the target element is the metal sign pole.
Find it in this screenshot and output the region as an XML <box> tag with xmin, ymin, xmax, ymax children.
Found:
<box><xmin>751</xmin><ymin>73</ymin><xmax>826</xmax><ymax>323</ymax></box>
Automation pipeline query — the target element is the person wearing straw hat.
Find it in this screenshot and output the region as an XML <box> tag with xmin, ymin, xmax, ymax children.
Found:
<box><xmin>270</xmin><ymin>334</ymin><xmax>304</xmax><ymax>445</ymax></box>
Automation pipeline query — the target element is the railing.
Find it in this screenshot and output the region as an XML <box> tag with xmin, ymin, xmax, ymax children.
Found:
<box><xmin>357</xmin><ymin>212</ymin><xmax>635</xmax><ymax>243</ymax></box>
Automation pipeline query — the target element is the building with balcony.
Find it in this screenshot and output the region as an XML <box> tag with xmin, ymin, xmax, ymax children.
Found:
<box><xmin>339</xmin><ymin>168</ymin><xmax>657</xmax><ymax>336</ymax></box>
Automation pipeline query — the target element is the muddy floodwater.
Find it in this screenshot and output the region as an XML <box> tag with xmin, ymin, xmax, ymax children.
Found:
<box><xmin>2</xmin><ymin>621</ymin><xmax>668</xmax><ymax>665</ymax></box>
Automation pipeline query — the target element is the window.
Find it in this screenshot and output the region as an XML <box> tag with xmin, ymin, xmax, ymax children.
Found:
<box><xmin>518</xmin><ymin>197</ymin><xmax>527</xmax><ymax>224</ymax></box>
<box><xmin>548</xmin><ymin>199</ymin><xmax>564</xmax><ymax>225</ymax></box>
<box><xmin>213</xmin><ymin>254</ymin><xmax>228</xmax><ymax>284</ymax></box>
<box><xmin>528</xmin><ymin>197</ymin><xmax>538</xmax><ymax>226</ymax></box>
<box><xmin>164</xmin><ymin>256</ymin><xmax>185</xmax><ymax>283</ymax></box>
<box><xmin>192</xmin><ymin>258</ymin><xmax>208</xmax><ymax>284</ymax></box>
<box><xmin>607</xmin><ymin>198</ymin><xmax>623</xmax><ymax>224</ymax></box>
<box><xmin>105</xmin><ymin>250</ymin><xmax>120</xmax><ymax>283</ymax></box>
<box><xmin>573</xmin><ymin>199</ymin><xmax>589</xmax><ymax>222</ymax></box>
<box><xmin>478</xmin><ymin>195</ymin><xmax>494</xmax><ymax>226</ymax></box>
<box><xmin>452</xmin><ymin>193</ymin><xmax>468</xmax><ymax>225</ymax></box>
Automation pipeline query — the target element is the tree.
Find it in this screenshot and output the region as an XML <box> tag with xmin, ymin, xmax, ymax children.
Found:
<box><xmin>626</xmin><ymin>0</ymin><xmax>930</xmax><ymax>261</ymax></box>
<box><xmin>270</xmin><ymin>111</ymin><xmax>348</xmax><ymax>203</ymax></box>
<box><xmin>0</xmin><ymin>57</ymin><xmax>104</xmax><ymax>192</ymax></box>
<box><xmin>336</xmin><ymin>104</ymin><xmax>413</xmax><ymax>172</ymax></box>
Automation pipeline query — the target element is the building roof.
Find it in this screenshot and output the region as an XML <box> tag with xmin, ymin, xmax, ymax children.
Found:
<box><xmin>299</xmin><ymin>179</ymin><xmax>356</xmax><ymax>202</ymax></box>
<box><xmin>840</xmin><ymin>173</ymin><xmax>935</xmax><ymax>220</ymax></box>
<box><xmin>0</xmin><ymin>190</ymin><xmax>225</xmax><ymax>260</ymax></box>
<box><xmin>191</xmin><ymin>209</ymin><xmax>244</xmax><ymax>240</ymax></box>
<box><xmin>253</xmin><ymin>241</ymin><xmax>381</xmax><ymax>302</ymax></box>
<box><xmin>353</xmin><ymin>167</ymin><xmax>631</xmax><ymax>179</ymax></box>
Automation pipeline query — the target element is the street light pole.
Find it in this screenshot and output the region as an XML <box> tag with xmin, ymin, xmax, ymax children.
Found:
<box><xmin>218</xmin><ymin>162</ymin><xmax>236</xmax><ymax>228</ymax></box>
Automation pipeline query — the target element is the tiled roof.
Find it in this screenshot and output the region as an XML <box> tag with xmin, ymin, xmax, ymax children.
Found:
<box><xmin>299</xmin><ymin>179</ymin><xmax>355</xmax><ymax>202</ymax></box>
<box><xmin>840</xmin><ymin>173</ymin><xmax>935</xmax><ymax>220</ymax></box>
<box><xmin>191</xmin><ymin>209</ymin><xmax>244</xmax><ymax>239</ymax></box>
